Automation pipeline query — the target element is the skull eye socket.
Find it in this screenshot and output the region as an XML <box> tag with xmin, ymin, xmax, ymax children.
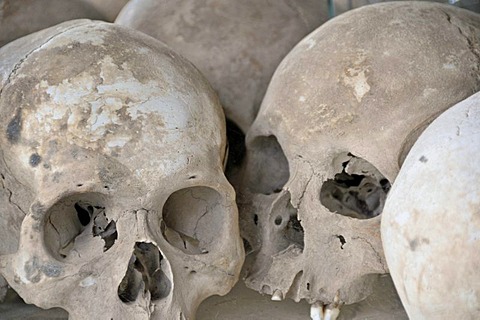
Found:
<box><xmin>161</xmin><ymin>187</ymin><xmax>226</xmax><ymax>255</ymax></box>
<box><xmin>44</xmin><ymin>193</ymin><xmax>117</xmax><ymax>260</ymax></box>
<box><xmin>320</xmin><ymin>153</ymin><xmax>391</xmax><ymax>219</ymax></box>
<box><xmin>245</xmin><ymin>135</ymin><xmax>289</xmax><ymax>195</ymax></box>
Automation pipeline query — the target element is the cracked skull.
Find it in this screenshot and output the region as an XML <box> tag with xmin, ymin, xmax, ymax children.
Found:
<box><xmin>237</xmin><ymin>2</ymin><xmax>480</xmax><ymax>311</ymax></box>
<box><xmin>0</xmin><ymin>20</ymin><xmax>243</xmax><ymax>319</ymax></box>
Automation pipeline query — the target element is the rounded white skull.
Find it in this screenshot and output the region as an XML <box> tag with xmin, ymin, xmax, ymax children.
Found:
<box><xmin>238</xmin><ymin>1</ymin><xmax>480</xmax><ymax>309</ymax></box>
<box><xmin>0</xmin><ymin>20</ymin><xmax>243</xmax><ymax>319</ymax></box>
<box><xmin>382</xmin><ymin>92</ymin><xmax>480</xmax><ymax>319</ymax></box>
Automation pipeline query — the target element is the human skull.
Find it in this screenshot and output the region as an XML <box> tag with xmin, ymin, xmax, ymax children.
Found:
<box><xmin>382</xmin><ymin>92</ymin><xmax>480</xmax><ymax>319</ymax></box>
<box><xmin>238</xmin><ymin>1</ymin><xmax>480</xmax><ymax>311</ymax></box>
<box><xmin>115</xmin><ymin>0</ymin><xmax>328</xmax><ymax>133</ymax></box>
<box><xmin>0</xmin><ymin>20</ymin><xmax>243</xmax><ymax>319</ymax></box>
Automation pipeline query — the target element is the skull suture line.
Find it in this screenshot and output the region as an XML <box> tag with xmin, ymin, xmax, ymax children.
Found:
<box><xmin>0</xmin><ymin>0</ymin><xmax>108</xmax><ymax>48</ymax></box>
<box><xmin>237</xmin><ymin>2</ymin><xmax>480</xmax><ymax>318</ymax></box>
<box><xmin>0</xmin><ymin>20</ymin><xmax>243</xmax><ymax>319</ymax></box>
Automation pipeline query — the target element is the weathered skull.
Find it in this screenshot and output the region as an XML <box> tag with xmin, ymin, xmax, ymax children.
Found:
<box><xmin>382</xmin><ymin>92</ymin><xmax>480</xmax><ymax>319</ymax></box>
<box><xmin>0</xmin><ymin>20</ymin><xmax>243</xmax><ymax>319</ymax></box>
<box><xmin>238</xmin><ymin>1</ymin><xmax>480</xmax><ymax>314</ymax></box>
<box><xmin>115</xmin><ymin>0</ymin><xmax>328</xmax><ymax>133</ymax></box>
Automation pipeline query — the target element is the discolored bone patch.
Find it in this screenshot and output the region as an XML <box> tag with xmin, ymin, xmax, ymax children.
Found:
<box><xmin>29</xmin><ymin>153</ymin><xmax>42</xmax><ymax>167</ymax></box>
<box><xmin>23</xmin><ymin>256</ymin><xmax>63</xmax><ymax>283</ymax></box>
<box><xmin>6</xmin><ymin>109</ymin><xmax>22</xmax><ymax>144</ymax></box>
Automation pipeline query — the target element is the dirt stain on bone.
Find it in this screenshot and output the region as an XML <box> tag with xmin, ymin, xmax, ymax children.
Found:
<box><xmin>6</xmin><ymin>109</ymin><xmax>22</xmax><ymax>143</ymax></box>
<box><xmin>24</xmin><ymin>256</ymin><xmax>62</xmax><ymax>283</ymax></box>
<box><xmin>409</xmin><ymin>237</ymin><xmax>430</xmax><ymax>251</ymax></box>
<box><xmin>29</xmin><ymin>153</ymin><xmax>42</xmax><ymax>167</ymax></box>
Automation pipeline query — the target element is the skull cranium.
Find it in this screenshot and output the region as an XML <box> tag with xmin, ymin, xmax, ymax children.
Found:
<box><xmin>238</xmin><ymin>2</ymin><xmax>480</xmax><ymax>313</ymax></box>
<box><xmin>0</xmin><ymin>20</ymin><xmax>243</xmax><ymax>319</ymax></box>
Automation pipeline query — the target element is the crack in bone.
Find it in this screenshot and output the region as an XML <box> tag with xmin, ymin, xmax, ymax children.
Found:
<box><xmin>442</xmin><ymin>10</ymin><xmax>480</xmax><ymax>72</ymax></box>
<box><xmin>292</xmin><ymin>157</ymin><xmax>316</xmax><ymax>210</ymax></box>
<box><xmin>296</xmin><ymin>173</ymin><xmax>313</xmax><ymax>210</ymax></box>
<box><xmin>1</xmin><ymin>152</ymin><xmax>28</xmax><ymax>192</ymax></box>
<box><xmin>0</xmin><ymin>172</ymin><xmax>27</xmax><ymax>216</ymax></box>
<box><xmin>0</xmin><ymin>22</ymin><xmax>91</xmax><ymax>101</ymax></box>
<box><xmin>189</xmin><ymin>190</ymin><xmax>210</xmax><ymax>238</ymax></box>
<box><xmin>352</xmin><ymin>236</ymin><xmax>387</xmax><ymax>273</ymax></box>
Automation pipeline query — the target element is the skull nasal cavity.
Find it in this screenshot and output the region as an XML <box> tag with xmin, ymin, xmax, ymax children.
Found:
<box><xmin>320</xmin><ymin>154</ymin><xmax>390</xmax><ymax>219</ymax></box>
<box><xmin>272</xmin><ymin>194</ymin><xmax>304</xmax><ymax>252</ymax></box>
<box><xmin>118</xmin><ymin>242</ymin><xmax>171</xmax><ymax>303</ymax></box>
<box><xmin>245</xmin><ymin>135</ymin><xmax>289</xmax><ymax>195</ymax></box>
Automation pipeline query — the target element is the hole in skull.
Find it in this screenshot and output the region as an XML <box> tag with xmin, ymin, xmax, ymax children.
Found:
<box><xmin>274</xmin><ymin>216</ymin><xmax>283</xmax><ymax>226</ymax></box>
<box><xmin>272</xmin><ymin>195</ymin><xmax>305</xmax><ymax>252</ymax></box>
<box><xmin>161</xmin><ymin>187</ymin><xmax>226</xmax><ymax>255</ymax></box>
<box><xmin>44</xmin><ymin>194</ymin><xmax>116</xmax><ymax>260</ymax></box>
<box><xmin>285</xmin><ymin>212</ymin><xmax>304</xmax><ymax>250</ymax></box>
<box><xmin>337</xmin><ymin>235</ymin><xmax>346</xmax><ymax>249</ymax></box>
<box><xmin>245</xmin><ymin>135</ymin><xmax>289</xmax><ymax>195</ymax></box>
<box><xmin>118</xmin><ymin>242</ymin><xmax>172</xmax><ymax>303</ymax></box>
<box><xmin>379</xmin><ymin>178</ymin><xmax>391</xmax><ymax>193</ymax></box>
<box><xmin>74</xmin><ymin>202</ymin><xmax>93</xmax><ymax>226</ymax></box>
<box><xmin>92</xmin><ymin>210</ymin><xmax>118</xmax><ymax>252</ymax></box>
<box><xmin>320</xmin><ymin>154</ymin><xmax>390</xmax><ymax>219</ymax></box>
<box><xmin>224</xmin><ymin>119</ymin><xmax>246</xmax><ymax>180</ymax></box>
<box><xmin>253</xmin><ymin>214</ymin><xmax>259</xmax><ymax>226</ymax></box>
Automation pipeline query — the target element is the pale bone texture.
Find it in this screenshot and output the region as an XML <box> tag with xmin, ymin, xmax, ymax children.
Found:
<box><xmin>0</xmin><ymin>0</ymin><xmax>109</xmax><ymax>48</ymax></box>
<box><xmin>237</xmin><ymin>2</ymin><xmax>480</xmax><ymax>307</ymax></box>
<box><xmin>0</xmin><ymin>20</ymin><xmax>243</xmax><ymax>319</ymax></box>
<box><xmin>115</xmin><ymin>0</ymin><xmax>328</xmax><ymax>133</ymax></box>
<box><xmin>382</xmin><ymin>92</ymin><xmax>480</xmax><ymax>319</ymax></box>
